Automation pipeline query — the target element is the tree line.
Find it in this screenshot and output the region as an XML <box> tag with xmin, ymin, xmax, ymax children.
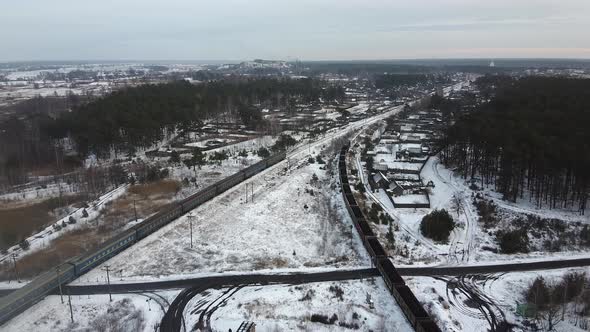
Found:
<box><xmin>43</xmin><ymin>78</ymin><xmax>344</xmax><ymax>157</ymax></box>
<box><xmin>441</xmin><ymin>76</ymin><xmax>590</xmax><ymax>213</ymax></box>
<box><xmin>0</xmin><ymin>78</ymin><xmax>344</xmax><ymax>185</ymax></box>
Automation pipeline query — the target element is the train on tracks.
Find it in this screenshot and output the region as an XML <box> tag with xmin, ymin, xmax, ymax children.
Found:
<box><xmin>0</xmin><ymin>152</ymin><xmax>286</xmax><ymax>326</ymax></box>
<box><xmin>338</xmin><ymin>145</ymin><xmax>441</xmax><ymax>332</ymax></box>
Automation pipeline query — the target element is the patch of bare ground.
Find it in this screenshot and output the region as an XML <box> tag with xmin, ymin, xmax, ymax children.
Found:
<box><xmin>0</xmin><ymin>179</ymin><xmax>181</xmax><ymax>281</ymax></box>
<box><xmin>0</xmin><ymin>194</ymin><xmax>88</xmax><ymax>251</ymax></box>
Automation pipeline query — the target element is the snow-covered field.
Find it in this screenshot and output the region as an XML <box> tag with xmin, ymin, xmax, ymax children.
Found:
<box><xmin>407</xmin><ymin>267</ymin><xmax>590</xmax><ymax>332</ymax></box>
<box><xmin>188</xmin><ymin>278</ymin><xmax>413</xmax><ymax>332</ymax></box>
<box><xmin>73</xmin><ymin>103</ymin><xmax>405</xmax><ymax>284</ymax></box>
<box><xmin>4</xmin><ymin>278</ymin><xmax>410</xmax><ymax>332</ymax></box>
<box><xmin>77</xmin><ymin>152</ymin><xmax>365</xmax><ymax>283</ymax></box>
<box><xmin>2</xmin><ymin>291</ymin><xmax>179</xmax><ymax>332</ymax></box>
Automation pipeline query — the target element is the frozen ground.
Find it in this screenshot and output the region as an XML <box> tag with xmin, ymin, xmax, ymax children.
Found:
<box><xmin>2</xmin><ymin>291</ymin><xmax>179</xmax><ymax>332</ymax></box>
<box><xmin>186</xmin><ymin>278</ymin><xmax>413</xmax><ymax>332</ymax></box>
<box><xmin>78</xmin><ymin>151</ymin><xmax>365</xmax><ymax>283</ymax></box>
<box><xmin>4</xmin><ymin>278</ymin><xmax>410</xmax><ymax>332</ymax></box>
<box><xmin>74</xmin><ymin>103</ymin><xmax>405</xmax><ymax>284</ymax></box>
<box><xmin>407</xmin><ymin>267</ymin><xmax>590</xmax><ymax>332</ymax></box>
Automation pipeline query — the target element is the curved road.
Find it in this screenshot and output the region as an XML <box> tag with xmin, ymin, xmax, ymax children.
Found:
<box><xmin>156</xmin><ymin>269</ymin><xmax>379</xmax><ymax>332</ymax></box>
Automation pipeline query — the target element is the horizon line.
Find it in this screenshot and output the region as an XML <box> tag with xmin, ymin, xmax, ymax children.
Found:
<box><xmin>2</xmin><ymin>57</ymin><xmax>590</xmax><ymax>65</ymax></box>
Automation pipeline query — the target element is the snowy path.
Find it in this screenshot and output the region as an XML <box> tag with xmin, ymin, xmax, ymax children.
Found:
<box><xmin>430</xmin><ymin>158</ymin><xmax>478</xmax><ymax>264</ymax></box>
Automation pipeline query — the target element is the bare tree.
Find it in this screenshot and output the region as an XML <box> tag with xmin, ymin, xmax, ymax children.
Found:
<box><xmin>451</xmin><ymin>192</ymin><xmax>465</xmax><ymax>217</ymax></box>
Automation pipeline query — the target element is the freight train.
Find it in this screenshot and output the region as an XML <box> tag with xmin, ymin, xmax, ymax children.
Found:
<box><xmin>338</xmin><ymin>145</ymin><xmax>441</xmax><ymax>332</ymax></box>
<box><xmin>0</xmin><ymin>152</ymin><xmax>286</xmax><ymax>326</ymax></box>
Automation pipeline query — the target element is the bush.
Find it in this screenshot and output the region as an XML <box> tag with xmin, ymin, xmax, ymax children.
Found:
<box><xmin>474</xmin><ymin>199</ymin><xmax>498</xmax><ymax>228</ymax></box>
<box><xmin>68</xmin><ymin>216</ymin><xmax>77</xmax><ymax>224</ymax></box>
<box><xmin>420</xmin><ymin>209</ymin><xmax>455</xmax><ymax>242</ymax></box>
<box><xmin>310</xmin><ymin>314</ymin><xmax>338</xmax><ymax>325</ymax></box>
<box><xmin>169</xmin><ymin>150</ymin><xmax>180</xmax><ymax>164</ymax></box>
<box><xmin>353</xmin><ymin>182</ymin><xmax>365</xmax><ymax>193</ymax></box>
<box><xmin>497</xmin><ymin>229</ymin><xmax>529</xmax><ymax>254</ymax></box>
<box><xmin>257</xmin><ymin>147</ymin><xmax>270</xmax><ymax>158</ymax></box>
<box><xmin>19</xmin><ymin>239</ymin><xmax>30</xmax><ymax>251</ymax></box>
<box><xmin>308</xmin><ymin>157</ymin><xmax>315</xmax><ymax>164</ymax></box>
<box><xmin>238</xmin><ymin>149</ymin><xmax>248</xmax><ymax>157</ymax></box>
<box><xmin>329</xmin><ymin>285</ymin><xmax>344</xmax><ymax>301</ymax></box>
<box><xmin>272</xmin><ymin>134</ymin><xmax>297</xmax><ymax>152</ymax></box>
<box><xmin>316</xmin><ymin>156</ymin><xmax>325</xmax><ymax>164</ymax></box>
<box><xmin>82</xmin><ymin>209</ymin><xmax>89</xmax><ymax>218</ymax></box>
<box><xmin>581</xmin><ymin>225</ymin><xmax>590</xmax><ymax>246</ymax></box>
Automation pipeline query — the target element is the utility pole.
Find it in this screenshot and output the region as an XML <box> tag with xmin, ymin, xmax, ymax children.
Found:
<box><xmin>67</xmin><ymin>289</ymin><xmax>74</xmax><ymax>323</ymax></box>
<box><xmin>350</xmin><ymin>225</ymin><xmax>353</xmax><ymax>250</ymax></box>
<box><xmin>56</xmin><ymin>266</ymin><xmax>64</xmax><ymax>304</ymax></box>
<box><xmin>187</xmin><ymin>213</ymin><xmax>194</xmax><ymax>248</ymax></box>
<box><xmin>245</xmin><ymin>183</ymin><xmax>248</xmax><ymax>203</ymax></box>
<box><xmin>251</xmin><ymin>183</ymin><xmax>254</xmax><ymax>203</ymax></box>
<box><xmin>133</xmin><ymin>200</ymin><xmax>138</xmax><ymax>222</ymax></box>
<box><xmin>102</xmin><ymin>265</ymin><xmax>112</xmax><ymax>302</ymax></box>
<box><xmin>11</xmin><ymin>254</ymin><xmax>20</xmax><ymax>283</ymax></box>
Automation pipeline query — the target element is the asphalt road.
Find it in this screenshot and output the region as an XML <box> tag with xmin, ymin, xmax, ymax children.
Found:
<box><xmin>397</xmin><ymin>257</ymin><xmax>590</xmax><ymax>276</ymax></box>
<box><xmin>62</xmin><ymin>268</ymin><xmax>380</xmax><ymax>296</ymax></box>
<box><xmin>2</xmin><ymin>257</ymin><xmax>590</xmax><ymax>298</ymax></box>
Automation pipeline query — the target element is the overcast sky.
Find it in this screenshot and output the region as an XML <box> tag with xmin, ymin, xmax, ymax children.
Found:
<box><xmin>1</xmin><ymin>0</ymin><xmax>589</xmax><ymax>61</ymax></box>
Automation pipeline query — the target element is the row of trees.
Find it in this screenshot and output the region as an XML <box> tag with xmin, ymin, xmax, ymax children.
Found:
<box><xmin>441</xmin><ymin>76</ymin><xmax>590</xmax><ymax>213</ymax></box>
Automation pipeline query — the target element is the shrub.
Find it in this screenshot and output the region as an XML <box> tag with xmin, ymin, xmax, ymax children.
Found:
<box><xmin>82</xmin><ymin>209</ymin><xmax>89</xmax><ymax>218</ymax></box>
<box><xmin>68</xmin><ymin>216</ymin><xmax>77</xmax><ymax>224</ymax></box>
<box><xmin>581</xmin><ymin>225</ymin><xmax>590</xmax><ymax>246</ymax></box>
<box><xmin>386</xmin><ymin>223</ymin><xmax>395</xmax><ymax>248</ymax></box>
<box><xmin>497</xmin><ymin>229</ymin><xmax>529</xmax><ymax>254</ymax></box>
<box><xmin>316</xmin><ymin>156</ymin><xmax>325</xmax><ymax>164</ymax></box>
<box><xmin>310</xmin><ymin>314</ymin><xmax>338</xmax><ymax>325</ymax></box>
<box><xmin>308</xmin><ymin>157</ymin><xmax>316</xmax><ymax>164</ymax></box>
<box><xmin>238</xmin><ymin>150</ymin><xmax>248</xmax><ymax>157</ymax></box>
<box><xmin>257</xmin><ymin>147</ymin><xmax>270</xmax><ymax>158</ymax></box>
<box><xmin>272</xmin><ymin>134</ymin><xmax>297</xmax><ymax>152</ymax></box>
<box><xmin>329</xmin><ymin>285</ymin><xmax>344</xmax><ymax>301</ymax></box>
<box><xmin>420</xmin><ymin>209</ymin><xmax>455</xmax><ymax>242</ymax></box>
<box><xmin>19</xmin><ymin>239</ymin><xmax>30</xmax><ymax>251</ymax></box>
<box><xmin>474</xmin><ymin>199</ymin><xmax>498</xmax><ymax>228</ymax></box>
<box><xmin>169</xmin><ymin>150</ymin><xmax>180</xmax><ymax>164</ymax></box>
<box><xmin>353</xmin><ymin>182</ymin><xmax>365</xmax><ymax>193</ymax></box>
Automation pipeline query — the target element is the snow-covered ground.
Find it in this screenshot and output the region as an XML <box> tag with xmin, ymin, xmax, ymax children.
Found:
<box><xmin>72</xmin><ymin>102</ymin><xmax>405</xmax><ymax>284</ymax></box>
<box><xmin>358</xmin><ymin>151</ymin><xmax>590</xmax><ymax>267</ymax></box>
<box><xmin>407</xmin><ymin>267</ymin><xmax>590</xmax><ymax>332</ymax></box>
<box><xmin>1</xmin><ymin>291</ymin><xmax>179</xmax><ymax>332</ymax></box>
<box><xmin>4</xmin><ymin>278</ymin><xmax>411</xmax><ymax>332</ymax></box>
<box><xmin>77</xmin><ymin>152</ymin><xmax>365</xmax><ymax>283</ymax></box>
<box><xmin>186</xmin><ymin>278</ymin><xmax>413</xmax><ymax>332</ymax></box>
